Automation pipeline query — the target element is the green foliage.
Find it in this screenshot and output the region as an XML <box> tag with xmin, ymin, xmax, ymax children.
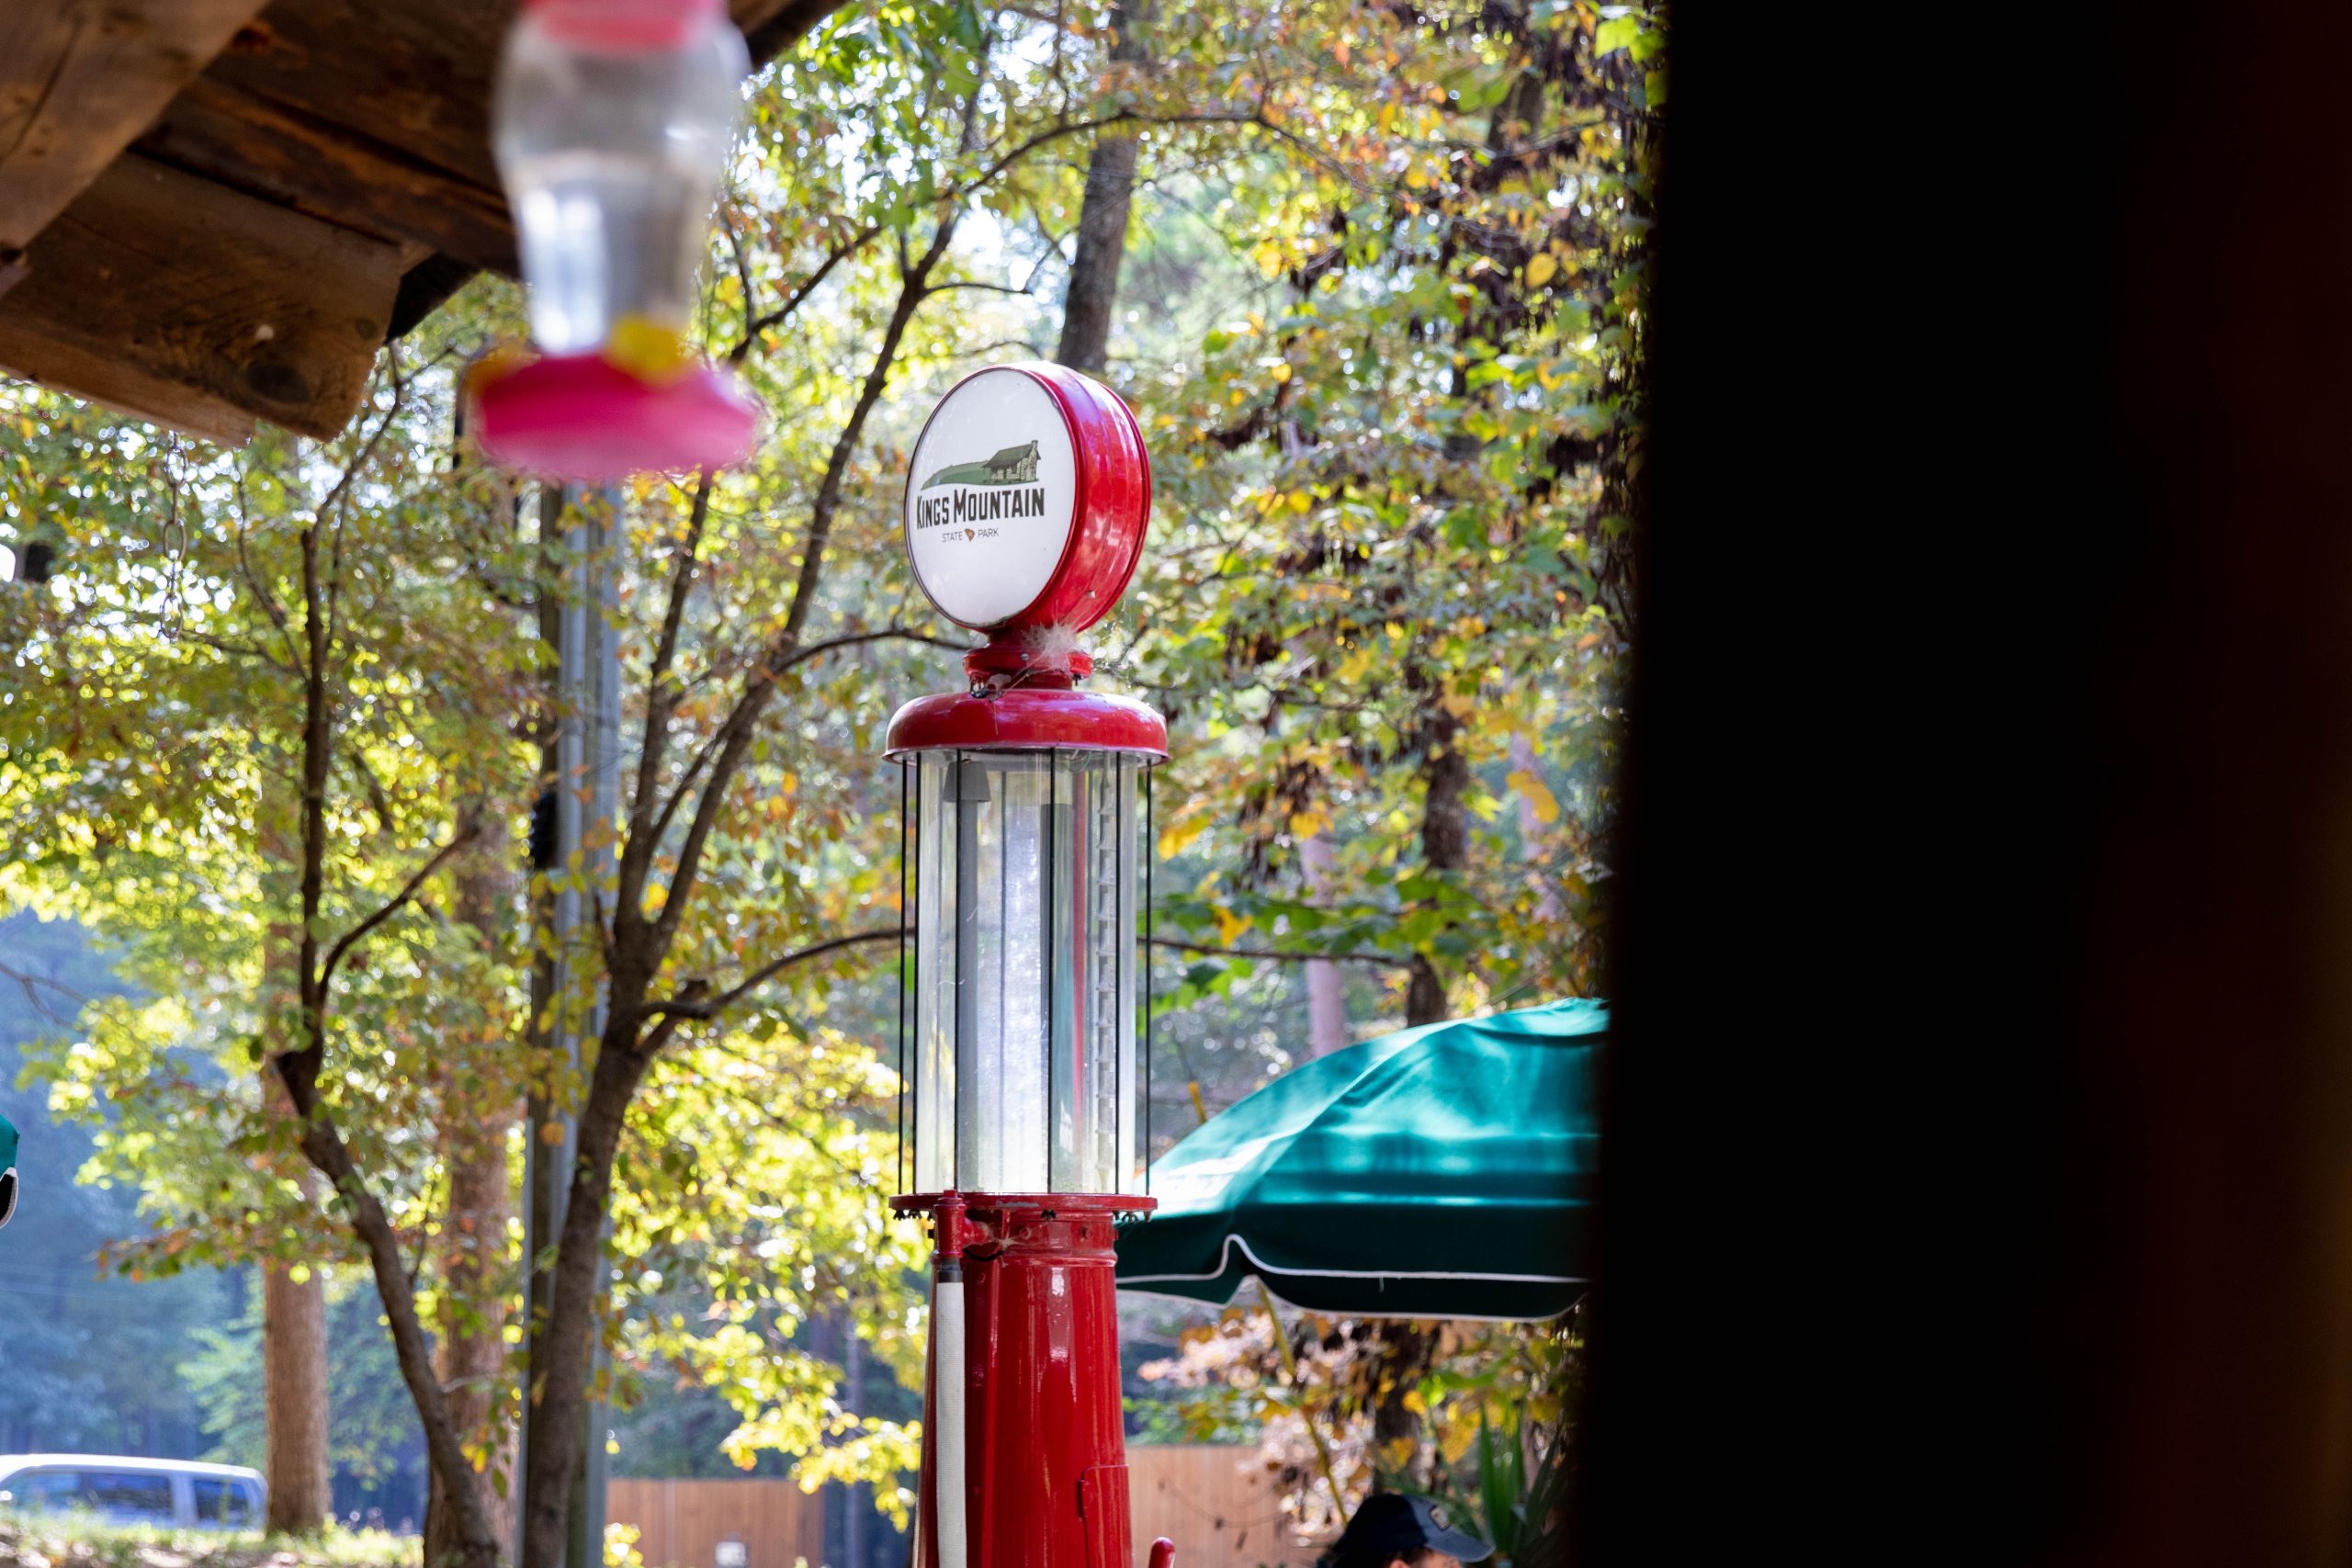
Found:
<box><xmin>1138</xmin><ymin>1306</ymin><xmax>1583</xmax><ymax>1552</ymax></box>
<box><xmin>0</xmin><ymin>1517</ymin><xmax>419</xmax><ymax>1568</ymax></box>
<box><xmin>180</xmin><ymin>1278</ymin><xmax>430</xmax><ymax>1522</ymax></box>
<box><xmin>1118</xmin><ymin>0</ymin><xmax>1660</xmax><ymax>1018</ymax></box>
<box><xmin>0</xmin><ymin>912</ymin><xmax>236</xmax><ymax>1460</ymax></box>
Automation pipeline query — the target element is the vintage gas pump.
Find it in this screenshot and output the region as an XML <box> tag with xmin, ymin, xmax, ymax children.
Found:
<box><xmin>888</xmin><ymin>364</ymin><xmax>1176</xmax><ymax>1568</ymax></box>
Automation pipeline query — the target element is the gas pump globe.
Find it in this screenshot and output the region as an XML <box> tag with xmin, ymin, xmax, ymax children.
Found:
<box><xmin>471</xmin><ymin>0</ymin><xmax>763</xmax><ymax>479</ymax></box>
<box><xmin>888</xmin><ymin>364</ymin><xmax>1175</xmax><ymax>1568</ymax></box>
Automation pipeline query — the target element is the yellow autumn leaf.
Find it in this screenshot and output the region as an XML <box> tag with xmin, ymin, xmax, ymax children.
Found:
<box><xmin>1271</xmin><ymin>361</ymin><xmax>1293</xmax><ymax>383</ymax></box>
<box><xmin>1288</xmin><ymin>807</ymin><xmax>1331</xmax><ymax>840</ymax></box>
<box><xmin>1159</xmin><ymin>811</ymin><xmax>1210</xmax><ymax>861</ymax></box>
<box><xmin>1213</xmin><ymin>904</ymin><xmax>1252</xmax><ymax>944</ymax></box>
<box><xmin>1508</xmin><ymin>769</ymin><xmax>1561</xmax><ymax>824</ymax></box>
<box><xmin>1526</xmin><ymin>252</ymin><xmax>1559</xmax><ymax>287</ymax></box>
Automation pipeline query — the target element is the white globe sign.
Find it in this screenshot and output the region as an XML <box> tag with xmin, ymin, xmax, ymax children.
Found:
<box><xmin>903</xmin><ymin>367</ymin><xmax>1080</xmax><ymax>628</ymax></box>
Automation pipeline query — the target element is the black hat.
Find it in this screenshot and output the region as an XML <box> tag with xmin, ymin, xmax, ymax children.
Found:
<box><xmin>1332</xmin><ymin>1493</ymin><xmax>1494</xmax><ymax>1564</ymax></box>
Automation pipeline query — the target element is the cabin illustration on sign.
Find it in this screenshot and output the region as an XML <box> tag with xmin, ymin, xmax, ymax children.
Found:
<box><xmin>922</xmin><ymin>439</ymin><xmax>1042</xmax><ymax>490</ymax></box>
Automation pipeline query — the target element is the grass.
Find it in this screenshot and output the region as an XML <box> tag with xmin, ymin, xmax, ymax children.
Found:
<box><xmin>0</xmin><ymin>1517</ymin><xmax>418</xmax><ymax>1568</ymax></box>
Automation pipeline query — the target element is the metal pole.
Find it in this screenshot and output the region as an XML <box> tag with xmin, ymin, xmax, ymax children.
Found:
<box><xmin>519</xmin><ymin>480</ymin><xmax>571</xmax><ymax>1568</ymax></box>
<box><xmin>573</xmin><ymin>484</ymin><xmax>622</xmax><ymax>1568</ymax></box>
<box><xmin>521</xmin><ymin>483</ymin><xmax>621</xmax><ymax>1568</ymax></box>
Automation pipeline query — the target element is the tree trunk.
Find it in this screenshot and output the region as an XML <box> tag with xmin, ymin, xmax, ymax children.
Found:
<box><xmin>1298</xmin><ymin>832</ymin><xmax>1349</xmax><ymax>1056</ymax></box>
<box><xmin>427</xmin><ymin>806</ymin><xmax>519</xmax><ymax>1568</ymax></box>
<box><xmin>262</xmin><ymin>1247</ymin><xmax>334</xmax><ymax>1532</ymax></box>
<box><xmin>519</xmin><ymin>1007</ymin><xmax>656</xmax><ymax>1568</ymax></box>
<box><xmin>1053</xmin><ymin>0</ymin><xmax>1151</xmax><ymax>375</ymax></box>
<box><xmin>274</xmin><ymin>514</ymin><xmax>503</xmax><ymax>1568</ymax></box>
<box><xmin>1407</xmin><ymin>703</ymin><xmax>1470</xmax><ymax>1029</ymax></box>
<box><xmin>260</xmin><ymin>870</ymin><xmax>334</xmax><ymax>1536</ymax></box>
<box><xmin>842</xmin><ymin>1324</ymin><xmax>866</xmax><ymax>1568</ymax></box>
<box><xmin>520</xmin><ymin>212</ymin><xmax>958</xmax><ymax>1568</ymax></box>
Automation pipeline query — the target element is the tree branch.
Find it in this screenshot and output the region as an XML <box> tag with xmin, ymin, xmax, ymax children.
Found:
<box><xmin>649</xmin><ymin>223</ymin><xmax>961</xmax><ymax>954</ymax></box>
<box><xmin>729</xmin><ymin>231</ymin><xmax>875</xmax><ymax>365</ymax></box>
<box><xmin>647</xmin><ymin>928</ymin><xmax>899</xmax><ymax>1021</ymax></box>
<box><xmin>642</xmin><ymin>627</ymin><xmax>960</xmax><ymax>859</ymax></box>
<box><xmin>318</xmin><ymin>827</ymin><xmax>477</xmax><ymax>998</ymax></box>
<box><xmin>1150</xmin><ymin>935</ymin><xmax>1410</xmax><ymax>967</ymax></box>
<box><xmin>617</xmin><ymin>477</ymin><xmax>715</xmax><ymax>919</ymax></box>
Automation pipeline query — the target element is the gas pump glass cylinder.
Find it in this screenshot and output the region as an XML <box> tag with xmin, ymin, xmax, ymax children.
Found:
<box><xmin>910</xmin><ymin>749</ymin><xmax>1143</xmax><ymax>1197</ymax></box>
<box><xmin>493</xmin><ymin>0</ymin><xmax>748</xmax><ymax>355</ymax></box>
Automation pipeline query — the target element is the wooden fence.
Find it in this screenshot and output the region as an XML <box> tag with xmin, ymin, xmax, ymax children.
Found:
<box><xmin>609</xmin><ymin>1448</ymin><xmax>1317</xmax><ymax>1568</ymax></box>
<box><xmin>1126</xmin><ymin>1445</ymin><xmax>1319</xmax><ymax>1568</ymax></box>
<box><xmin>608</xmin><ymin>1477</ymin><xmax>826</xmax><ymax>1568</ymax></box>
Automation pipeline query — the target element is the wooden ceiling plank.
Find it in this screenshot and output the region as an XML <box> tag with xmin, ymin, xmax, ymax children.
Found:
<box><xmin>0</xmin><ymin>0</ymin><xmax>274</xmax><ymax>252</ymax></box>
<box><xmin>0</xmin><ymin>328</ymin><xmax>255</xmax><ymax>446</ymax></box>
<box><xmin>196</xmin><ymin>0</ymin><xmax>512</xmax><ymax>196</ymax></box>
<box><xmin>0</xmin><ymin>154</ymin><xmax>403</xmax><ymax>443</ymax></box>
<box><xmin>139</xmin><ymin>75</ymin><xmax>517</xmax><ymax>275</ymax></box>
<box><xmin>170</xmin><ymin>0</ymin><xmax>850</xmax><ymax>273</ymax></box>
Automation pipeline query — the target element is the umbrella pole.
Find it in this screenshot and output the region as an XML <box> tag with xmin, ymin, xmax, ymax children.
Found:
<box><xmin>1256</xmin><ymin>1278</ymin><xmax>1351</xmax><ymax>1528</ymax></box>
<box><xmin>1190</xmin><ymin>1078</ymin><xmax>1352</xmax><ymax>1526</ymax></box>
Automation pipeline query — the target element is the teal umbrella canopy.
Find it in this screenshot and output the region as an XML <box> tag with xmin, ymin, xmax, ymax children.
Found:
<box><xmin>1116</xmin><ymin>998</ymin><xmax>1602</xmax><ymax>1320</ymax></box>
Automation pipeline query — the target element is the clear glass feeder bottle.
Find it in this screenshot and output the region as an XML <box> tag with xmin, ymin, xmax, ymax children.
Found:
<box><xmin>493</xmin><ymin>0</ymin><xmax>750</xmax><ymax>355</ymax></box>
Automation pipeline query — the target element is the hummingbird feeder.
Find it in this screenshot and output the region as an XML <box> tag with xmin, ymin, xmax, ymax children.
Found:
<box><xmin>473</xmin><ymin>0</ymin><xmax>763</xmax><ymax>480</ymax></box>
<box><xmin>888</xmin><ymin>363</ymin><xmax>1176</xmax><ymax>1568</ymax></box>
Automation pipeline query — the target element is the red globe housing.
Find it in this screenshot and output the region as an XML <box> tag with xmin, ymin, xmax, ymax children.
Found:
<box><xmin>901</xmin><ymin>361</ymin><xmax>1152</xmax><ymax>637</ymax></box>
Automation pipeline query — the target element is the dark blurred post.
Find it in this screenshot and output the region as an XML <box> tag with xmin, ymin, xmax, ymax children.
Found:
<box><xmin>1584</xmin><ymin>1</ymin><xmax>2352</xmax><ymax>1562</ymax></box>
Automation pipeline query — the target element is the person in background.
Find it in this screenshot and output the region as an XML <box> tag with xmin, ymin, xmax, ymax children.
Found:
<box><xmin>1318</xmin><ymin>1495</ymin><xmax>1495</xmax><ymax>1568</ymax></box>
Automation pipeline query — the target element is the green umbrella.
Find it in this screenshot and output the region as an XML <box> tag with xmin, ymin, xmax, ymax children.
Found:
<box><xmin>0</xmin><ymin>1109</ymin><xmax>17</xmax><ymax>1228</ymax></box>
<box><xmin>1116</xmin><ymin>998</ymin><xmax>1602</xmax><ymax>1321</ymax></box>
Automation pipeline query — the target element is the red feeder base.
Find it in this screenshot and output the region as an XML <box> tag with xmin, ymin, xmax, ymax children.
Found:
<box><xmin>471</xmin><ymin>352</ymin><xmax>762</xmax><ymax>481</ymax></box>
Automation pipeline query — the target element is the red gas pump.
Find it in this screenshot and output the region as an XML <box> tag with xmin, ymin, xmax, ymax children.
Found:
<box><xmin>887</xmin><ymin>364</ymin><xmax>1176</xmax><ymax>1568</ymax></box>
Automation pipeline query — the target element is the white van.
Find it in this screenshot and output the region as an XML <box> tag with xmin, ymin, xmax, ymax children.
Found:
<box><xmin>0</xmin><ymin>1455</ymin><xmax>266</xmax><ymax>1529</ymax></box>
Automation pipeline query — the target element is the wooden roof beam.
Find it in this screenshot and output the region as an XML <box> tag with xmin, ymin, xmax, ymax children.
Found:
<box><xmin>0</xmin><ymin>155</ymin><xmax>404</xmax><ymax>444</ymax></box>
<box><xmin>1</xmin><ymin>0</ymin><xmax>274</xmax><ymax>266</ymax></box>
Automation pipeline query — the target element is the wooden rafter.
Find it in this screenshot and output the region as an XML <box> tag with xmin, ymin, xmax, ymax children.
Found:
<box><xmin>0</xmin><ymin>0</ymin><xmax>274</xmax><ymax>261</ymax></box>
<box><xmin>0</xmin><ymin>0</ymin><xmax>857</xmax><ymax>446</ymax></box>
<box><xmin>0</xmin><ymin>155</ymin><xmax>403</xmax><ymax>443</ymax></box>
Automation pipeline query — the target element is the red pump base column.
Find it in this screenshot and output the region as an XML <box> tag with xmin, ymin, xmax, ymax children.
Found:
<box><xmin>898</xmin><ymin>1192</ymin><xmax>1171</xmax><ymax>1568</ymax></box>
